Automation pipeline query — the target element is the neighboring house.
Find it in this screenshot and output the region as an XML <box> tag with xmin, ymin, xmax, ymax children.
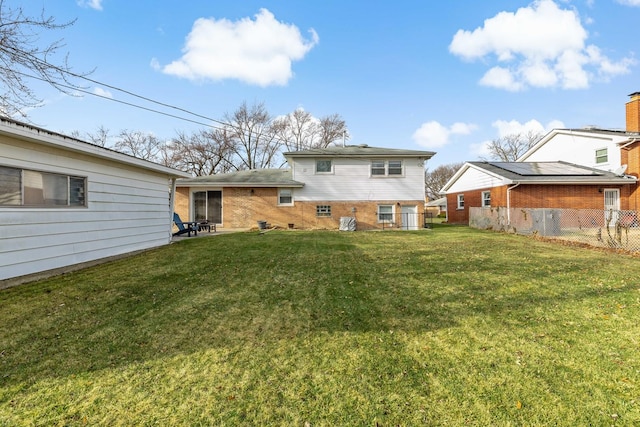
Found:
<box><xmin>442</xmin><ymin>92</ymin><xmax>640</xmax><ymax>224</ymax></box>
<box><xmin>175</xmin><ymin>145</ymin><xmax>435</xmax><ymax>230</ymax></box>
<box><xmin>426</xmin><ymin>197</ymin><xmax>447</xmax><ymax>217</ymax></box>
<box><xmin>0</xmin><ymin>117</ymin><xmax>190</xmax><ymax>284</ymax></box>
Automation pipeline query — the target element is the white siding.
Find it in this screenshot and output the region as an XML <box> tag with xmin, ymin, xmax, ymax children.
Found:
<box><xmin>0</xmin><ymin>135</ymin><xmax>175</xmax><ymax>281</ymax></box>
<box><xmin>446</xmin><ymin>166</ymin><xmax>509</xmax><ymax>193</ymax></box>
<box><xmin>291</xmin><ymin>157</ymin><xmax>425</xmax><ymax>201</ymax></box>
<box><xmin>520</xmin><ymin>131</ymin><xmax>623</xmax><ymax>171</ymax></box>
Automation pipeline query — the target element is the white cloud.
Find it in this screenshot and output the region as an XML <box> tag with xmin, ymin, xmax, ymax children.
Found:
<box><xmin>76</xmin><ymin>0</ymin><xmax>103</xmax><ymax>11</ymax></box>
<box><xmin>471</xmin><ymin>118</ymin><xmax>565</xmax><ymax>158</ymax></box>
<box><xmin>412</xmin><ymin>121</ymin><xmax>477</xmax><ymax>149</ymax></box>
<box><xmin>617</xmin><ymin>0</ymin><xmax>640</xmax><ymax>6</ymax></box>
<box><xmin>161</xmin><ymin>8</ymin><xmax>319</xmax><ymax>87</ymax></box>
<box><xmin>93</xmin><ymin>87</ymin><xmax>113</xmax><ymax>98</ymax></box>
<box><xmin>492</xmin><ymin>118</ymin><xmax>563</xmax><ymax>137</ymax></box>
<box><xmin>449</xmin><ymin>0</ymin><xmax>634</xmax><ymax>91</ymax></box>
<box><xmin>150</xmin><ymin>58</ymin><xmax>161</xmax><ymax>71</ymax></box>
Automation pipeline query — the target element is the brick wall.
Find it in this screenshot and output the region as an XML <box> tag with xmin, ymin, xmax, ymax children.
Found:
<box><xmin>175</xmin><ymin>185</ymin><xmax>424</xmax><ymax>230</ymax></box>
<box><xmin>621</xmin><ymin>141</ymin><xmax>640</xmax><ymax>211</ymax></box>
<box><xmin>447</xmin><ymin>184</ymin><xmax>634</xmax><ymax>224</ymax></box>
<box><xmin>626</xmin><ymin>93</ymin><xmax>640</xmax><ymax>133</ymax></box>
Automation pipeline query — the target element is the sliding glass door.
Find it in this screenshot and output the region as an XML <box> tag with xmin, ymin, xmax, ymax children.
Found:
<box><xmin>193</xmin><ymin>190</ymin><xmax>222</xmax><ymax>223</ymax></box>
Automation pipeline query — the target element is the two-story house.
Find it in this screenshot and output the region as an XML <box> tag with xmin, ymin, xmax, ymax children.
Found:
<box><xmin>174</xmin><ymin>145</ymin><xmax>435</xmax><ymax>230</ymax></box>
<box><xmin>441</xmin><ymin>92</ymin><xmax>640</xmax><ymax>225</ymax></box>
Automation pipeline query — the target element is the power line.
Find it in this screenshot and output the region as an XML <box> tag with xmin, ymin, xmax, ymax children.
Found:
<box><xmin>0</xmin><ymin>44</ymin><xmax>229</xmax><ymax>126</ymax></box>
<box><xmin>9</xmin><ymin>67</ymin><xmax>223</xmax><ymax>129</ymax></box>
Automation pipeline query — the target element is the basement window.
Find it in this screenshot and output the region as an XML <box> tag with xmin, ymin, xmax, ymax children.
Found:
<box><xmin>595</xmin><ymin>148</ymin><xmax>608</xmax><ymax>164</ymax></box>
<box><xmin>316</xmin><ymin>205</ymin><xmax>331</xmax><ymax>217</ymax></box>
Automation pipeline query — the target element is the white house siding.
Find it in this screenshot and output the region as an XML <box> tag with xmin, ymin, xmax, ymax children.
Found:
<box><xmin>446</xmin><ymin>166</ymin><xmax>509</xmax><ymax>193</ymax></box>
<box><xmin>0</xmin><ymin>129</ymin><xmax>182</xmax><ymax>282</ymax></box>
<box><xmin>291</xmin><ymin>157</ymin><xmax>425</xmax><ymax>201</ymax></box>
<box><xmin>519</xmin><ymin>131</ymin><xmax>623</xmax><ymax>171</ymax></box>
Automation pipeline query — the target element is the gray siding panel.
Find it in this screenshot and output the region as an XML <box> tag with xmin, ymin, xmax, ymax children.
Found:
<box><xmin>0</xmin><ymin>135</ymin><xmax>176</xmax><ymax>281</ymax></box>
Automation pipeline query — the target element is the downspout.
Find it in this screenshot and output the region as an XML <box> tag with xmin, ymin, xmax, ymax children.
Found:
<box><xmin>506</xmin><ymin>182</ymin><xmax>521</xmax><ymax>227</ymax></box>
<box><xmin>169</xmin><ymin>178</ymin><xmax>177</xmax><ymax>241</ymax></box>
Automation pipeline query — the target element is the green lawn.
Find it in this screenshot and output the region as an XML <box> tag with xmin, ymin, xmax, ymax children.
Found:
<box><xmin>1</xmin><ymin>226</ymin><xmax>639</xmax><ymax>426</ymax></box>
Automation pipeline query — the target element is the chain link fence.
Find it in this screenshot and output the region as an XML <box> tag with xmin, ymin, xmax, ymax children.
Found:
<box><xmin>470</xmin><ymin>207</ymin><xmax>640</xmax><ymax>252</ymax></box>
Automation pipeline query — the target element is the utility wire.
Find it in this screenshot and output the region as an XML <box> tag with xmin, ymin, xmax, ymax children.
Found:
<box><xmin>9</xmin><ymin>67</ymin><xmax>227</xmax><ymax>130</ymax></box>
<box><xmin>0</xmin><ymin>44</ymin><xmax>297</xmax><ymax>146</ymax></box>
<box><xmin>0</xmin><ymin>44</ymin><xmax>227</xmax><ymax>126</ymax></box>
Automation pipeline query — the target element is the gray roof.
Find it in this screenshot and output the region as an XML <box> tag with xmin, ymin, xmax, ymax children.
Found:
<box><xmin>177</xmin><ymin>169</ymin><xmax>304</xmax><ymax>187</ymax></box>
<box><xmin>284</xmin><ymin>144</ymin><xmax>435</xmax><ymax>159</ymax></box>
<box><xmin>468</xmin><ymin>161</ymin><xmax>637</xmax><ymax>184</ymax></box>
<box><xmin>0</xmin><ymin>116</ymin><xmax>190</xmax><ymax>178</ymax></box>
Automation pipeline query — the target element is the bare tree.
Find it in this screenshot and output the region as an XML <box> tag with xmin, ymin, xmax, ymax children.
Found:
<box><xmin>318</xmin><ymin>113</ymin><xmax>348</xmax><ymax>148</ymax></box>
<box><xmin>70</xmin><ymin>125</ymin><xmax>111</xmax><ymax>147</ymax></box>
<box><xmin>225</xmin><ymin>101</ymin><xmax>282</xmax><ymax>170</ymax></box>
<box><xmin>425</xmin><ymin>162</ymin><xmax>464</xmax><ymax>201</ymax></box>
<box><xmin>169</xmin><ymin>129</ymin><xmax>235</xmax><ymax>176</ymax></box>
<box><xmin>113</xmin><ymin>130</ymin><xmax>162</xmax><ymax>162</ymax></box>
<box><xmin>84</xmin><ymin>125</ymin><xmax>110</xmax><ymax>147</ymax></box>
<box><xmin>484</xmin><ymin>130</ymin><xmax>543</xmax><ymax>162</ymax></box>
<box><xmin>274</xmin><ymin>108</ymin><xmax>317</xmax><ymax>152</ymax></box>
<box><xmin>274</xmin><ymin>108</ymin><xmax>349</xmax><ymax>152</ymax></box>
<box><xmin>0</xmin><ymin>1</ymin><xmax>90</xmax><ymax>117</ymax></box>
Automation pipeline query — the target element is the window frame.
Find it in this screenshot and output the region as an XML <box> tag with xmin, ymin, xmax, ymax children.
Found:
<box><xmin>316</xmin><ymin>205</ymin><xmax>331</xmax><ymax>217</ymax></box>
<box><xmin>0</xmin><ymin>165</ymin><xmax>87</xmax><ymax>208</ymax></box>
<box><xmin>388</xmin><ymin>160</ymin><xmax>403</xmax><ymax>175</ymax></box>
<box><xmin>595</xmin><ymin>148</ymin><xmax>608</xmax><ymax>164</ymax></box>
<box><xmin>482</xmin><ymin>191</ymin><xmax>491</xmax><ymax>208</ymax></box>
<box><xmin>370</xmin><ymin>160</ymin><xmax>404</xmax><ymax>177</ymax></box>
<box><xmin>457</xmin><ymin>194</ymin><xmax>464</xmax><ymax>210</ymax></box>
<box><xmin>278</xmin><ymin>188</ymin><xmax>294</xmax><ymax>206</ymax></box>
<box><xmin>377</xmin><ymin>204</ymin><xmax>395</xmax><ymax>223</ymax></box>
<box><xmin>315</xmin><ymin>159</ymin><xmax>333</xmax><ymax>174</ymax></box>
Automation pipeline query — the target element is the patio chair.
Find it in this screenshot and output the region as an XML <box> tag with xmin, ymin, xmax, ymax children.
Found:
<box><xmin>172</xmin><ymin>212</ymin><xmax>198</xmax><ymax>237</ymax></box>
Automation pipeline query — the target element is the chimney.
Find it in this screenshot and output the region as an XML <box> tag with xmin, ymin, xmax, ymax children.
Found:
<box><xmin>626</xmin><ymin>92</ymin><xmax>640</xmax><ymax>133</ymax></box>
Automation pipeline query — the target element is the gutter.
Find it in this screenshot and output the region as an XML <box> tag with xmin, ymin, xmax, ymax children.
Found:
<box><xmin>506</xmin><ymin>182</ymin><xmax>521</xmax><ymax>226</ymax></box>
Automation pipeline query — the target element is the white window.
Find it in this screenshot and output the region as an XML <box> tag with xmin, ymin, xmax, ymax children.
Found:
<box><xmin>378</xmin><ymin>205</ymin><xmax>394</xmax><ymax>222</ymax></box>
<box><xmin>315</xmin><ymin>160</ymin><xmax>332</xmax><ymax>174</ymax></box>
<box><xmin>0</xmin><ymin>165</ymin><xmax>86</xmax><ymax>207</ymax></box>
<box><xmin>482</xmin><ymin>191</ymin><xmax>491</xmax><ymax>207</ymax></box>
<box><xmin>278</xmin><ymin>188</ymin><xmax>293</xmax><ymax>206</ymax></box>
<box><xmin>371</xmin><ymin>160</ymin><xmax>403</xmax><ymax>177</ymax></box>
<box><xmin>371</xmin><ymin>160</ymin><xmax>386</xmax><ymax>175</ymax></box>
<box><xmin>595</xmin><ymin>148</ymin><xmax>608</xmax><ymax>164</ymax></box>
<box><xmin>316</xmin><ymin>205</ymin><xmax>331</xmax><ymax>217</ymax></box>
<box><xmin>388</xmin><ymin>160</ymin><xmax>403</xmax><ymax>175</ymax></box>
<box><xmin>457</xmin><ymin>194</ymin><xmax>464</xmax><ymax>209</ymax></box>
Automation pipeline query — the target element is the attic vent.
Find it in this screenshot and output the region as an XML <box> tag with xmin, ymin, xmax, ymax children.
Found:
<box><xmin>358</xmin><ymin>144</ymin><xmax>369</xmax><ymax>148</ymax></box>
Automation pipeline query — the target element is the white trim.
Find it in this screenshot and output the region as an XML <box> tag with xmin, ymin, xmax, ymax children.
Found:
<box><xmin>278</xmin><ymin>188</ymin><xmax>294</xmax><ymax>206</ymax></box>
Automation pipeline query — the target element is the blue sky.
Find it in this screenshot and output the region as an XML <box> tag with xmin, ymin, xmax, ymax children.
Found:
<box><xmin>21</xmin><ymin>0</ymin><xmax>640</xmax><ymax>168</ymax></box>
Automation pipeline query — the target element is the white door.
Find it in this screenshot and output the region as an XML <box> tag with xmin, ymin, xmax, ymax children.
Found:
<box><xmin>604</xmin><ymin>189</ymin><xmax>620</xmax><ymax>224</ymax></box>
<box><xmin>401</xmin><ymin>205</ymin><xmax>419</xmax><ymax>230</ymax></box>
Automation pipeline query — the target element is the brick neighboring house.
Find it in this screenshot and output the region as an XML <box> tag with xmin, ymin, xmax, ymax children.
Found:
<box><xmin>175</xmin><ymin>145</ymin><xmax>435</xmax><ymax>230</ymax></box>
<box><xmin>441</xmin><ymin>92</ymin><xmax>640</xmax><ymax>225</ymax></box>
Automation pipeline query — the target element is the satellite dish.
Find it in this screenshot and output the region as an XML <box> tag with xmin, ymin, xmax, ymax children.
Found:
<box><xmin>614</xmin><ymin>164</ymin><xmax>628</xmax><ymax>176</ymax></box>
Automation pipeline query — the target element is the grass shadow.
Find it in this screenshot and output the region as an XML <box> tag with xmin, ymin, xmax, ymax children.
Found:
<box><xmin>1</xmin><ymin>228</ymin><xmax>639</xmax><ymax>392</ymax></box>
